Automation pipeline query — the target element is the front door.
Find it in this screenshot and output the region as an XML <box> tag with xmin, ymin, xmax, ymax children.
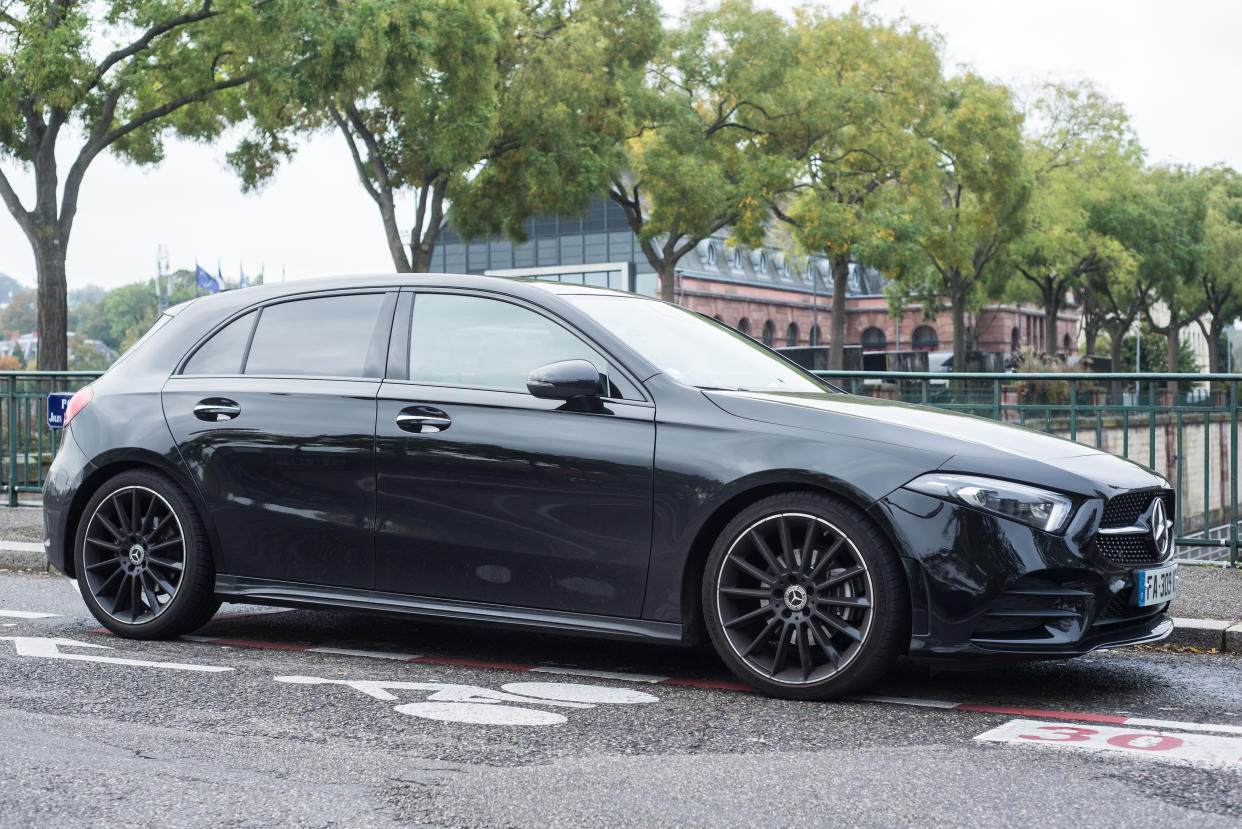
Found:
<box><xmin>374</xmin><ymin>290</ymin><xmax>655</xmax><ymax>617</ymax></box>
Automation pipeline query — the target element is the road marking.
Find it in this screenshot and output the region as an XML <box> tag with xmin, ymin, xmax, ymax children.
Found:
<box><xmin>500</xmin><ymin>682</ymin><xmax>660</xmax><ymax>705</ymax></box>
<box><xmin>394</xmin><ymin>701</ymin><xmax>567</xmax><ymax>726</ymax></box>
<box><xmin>91</xmin><ymin>630</ymin><xmax>1242</xmax><ymax>738</ymax></box>
<box><xmin>528</xmin><ymin>666</ymin><xmax>670</xmax><ymax>684</ymax></box>
<box><xmin>274</xmin><ymin>674</ymin><xmax>659</xmax><ymax>727</ymax></box>
<box><xmin>854</xmin><ymin>694</ymin><xmax>1242</xmax><ymax>737</ymax></box>
<box><xmin>1</xmin><ymin>636</ymin><xmax>233</xmax><ymax>672</ymax></box>
<box><xmin>0</xmin><ymin>541</ymin><xmax>44</xmax><ymax>553</ymax></box>
<box><xmin>0</xmin><ymin>609</ymin><xmax>60</xmax><ymax>619</ymax></box>
<box><xmin>308</xmin><ymin>646</ymin><xmax>423</xmax><ymax>661</ymax></box>
<box><xmin>975</xmin><ymin>719</ymin><xmax>1242</xmax><ymax>768</ymax></box>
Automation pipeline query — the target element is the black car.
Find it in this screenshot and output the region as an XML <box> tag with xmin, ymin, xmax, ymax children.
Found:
<box><xmin>43</xmin><ymin>274</ymin><xmax>1177</xmax><ymax>699</ymax></box>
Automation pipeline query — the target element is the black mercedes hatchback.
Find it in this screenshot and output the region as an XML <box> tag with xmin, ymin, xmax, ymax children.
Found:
<box><xmin>44</xmin><ymin>274</ymin><xmax>1178</xmax><ymax>698</ymax></box>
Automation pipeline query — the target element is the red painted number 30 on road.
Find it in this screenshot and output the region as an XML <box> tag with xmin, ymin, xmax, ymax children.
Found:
<box><xmin>1021</xmin><ymin>725</ymin><xmax>1186</xmax><ymax>752</ymax></box>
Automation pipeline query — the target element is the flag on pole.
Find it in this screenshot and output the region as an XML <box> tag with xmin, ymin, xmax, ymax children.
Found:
<box><xmin>239</xmin><ymin>262</ymin><xmax>247</xmax><ymax>288</ymax></box>
<box><xmin>217</xmin><ymin>264</ymin><xmax>225</xmax><ymax>290</ymax></box>
<box><xmin>195</xmin><ymin>265</ymin><xmax>223</xmax><ymax>293</ymax></box>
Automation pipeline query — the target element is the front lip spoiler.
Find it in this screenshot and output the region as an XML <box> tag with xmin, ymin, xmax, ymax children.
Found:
<box><xmin>910</xmin><ymin>616</ymin><xmax>1174</xmax><ymax>662</ymax></box>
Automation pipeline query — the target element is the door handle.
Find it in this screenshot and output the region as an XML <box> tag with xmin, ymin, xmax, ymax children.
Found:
<box><xmin>194</xmin><ymin>398</ymin><xmax>241</xmax><ymax>422</ymax></box>
<box><xmin>396</xmin><ymin>406</ymin><xmax>451</xmax><ymax>434</ymax></box>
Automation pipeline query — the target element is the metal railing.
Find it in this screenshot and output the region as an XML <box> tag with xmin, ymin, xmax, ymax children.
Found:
<box><xmin>813</xmin><ymin>371</ymin><xmax>1239</xmax><ymax>566</ymax></box>
<box><xmin>2</xmin><ymin>372</ymin><xmax>103</xmax><ymax>506</ymax></box>
<box><xmin>1</xmin><ymin>369</ymin><xmax>1237</xmax><ymax>564</ymax></box>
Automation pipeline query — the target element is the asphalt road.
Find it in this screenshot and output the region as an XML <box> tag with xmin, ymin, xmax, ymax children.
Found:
<box><xmin>2</xmin><ymin>570</ymin><xmax>1240</xmax><ymax>828</ymax></box>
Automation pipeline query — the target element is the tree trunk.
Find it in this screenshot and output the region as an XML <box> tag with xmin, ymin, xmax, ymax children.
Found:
<box><xmin>1083</xmin><ymin>326</ymin><xmax>1098</xmax><ymax>361</ymax></box>
<box><xmin>1166</xmin><ymin>326</ymin><xmax>1180</xmax><ymax>400</ymax></box>
<box><xmin>658</xmin><ymin>262</ymin><xmax>676</xmax><ymax>303</ymax></box>
<box><xmin>1044</xmin><ymin>282</ymin><xmax>1060</xmax><ymax>356</ymax></box>
<box><xmin>951</xmin><ymin>280</ymin><xmax>967</xmax><ymax>373</ymax></box>
<box><xmin>1107</xmin><ymin>321</ymin><xmax>1127</xmax><ymax>402</ymax></box>
<box><xmin>828</xmin><ymin>257</ymin><xmax>849</xmax><ymax>371</ymax></box>
<box><xmin>34</xmin><ymin>233</ymin><xmax>69</xmax><ymax>371</ymax></box>
<box><xmin>410</xmin><ymin>216</ymin><xmax>442</xmax><ymax>273</ymax></box>
<box><xmin>1204</xmin><ymin>326</ymin><xmax>1220</xmax><ymax>375</ymax></box>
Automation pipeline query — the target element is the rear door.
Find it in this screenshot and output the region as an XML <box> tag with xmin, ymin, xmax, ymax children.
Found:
<box><xmin>163</xmin><ymin>290</ymin><xmax>396</xmax><ymax>588</ymax></box>
<box><xmin>373</xmin><ymin>289</ymin><xmax>656</xmax><ymax>617</ymax></box>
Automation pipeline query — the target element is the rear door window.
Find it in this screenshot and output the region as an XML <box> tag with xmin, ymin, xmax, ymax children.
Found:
<box><xmin>183</xmin><ymin>311</ymin><xmax>255</xmax><ymax>375</ymax></box>
<box><xmin>245</xmin><ymin>294</ymin><xmax>389</xmax><ymax>378</ymax></box>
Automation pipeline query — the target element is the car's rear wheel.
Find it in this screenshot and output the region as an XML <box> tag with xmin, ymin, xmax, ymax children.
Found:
<box><xmin>702</xmin><ymin>492</ymin><xmax>907</xmax><ymax>699</ymax></box>
<box><xmin>74</xmin><ymin>469</ymin><xmax>220</xmax><ymax>638</ymax></box>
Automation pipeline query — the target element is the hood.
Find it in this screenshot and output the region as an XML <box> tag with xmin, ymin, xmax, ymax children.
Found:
<box><xmin>701</xmin><ymin>389</ymin><xmax>1170</xmax><ymax>498</ymax></box>
<box><xmin>704</xmin><ymin>389</ymin><xmax>1096</xmax><ymax>460</ymax></box>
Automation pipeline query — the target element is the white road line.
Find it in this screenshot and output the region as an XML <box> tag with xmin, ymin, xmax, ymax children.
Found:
<box><xmin>1124</xmin><ymin>717</ymin><xmax>1242</xmax><ymax>737</ymax></box>
<box><xmin>975</xmin><ymin>719</ymin><xmax>1242</xmax><ymax>769</ymax></box>
<box><xmin>0</xmin><ymin>609</ymin><xmax>60</xmax><ymax>619</ymax></box>
<box><xmin>2</xmin><ymin>636</ymin><xmax>233</xmax><ymax>672</ymax></box>
<box><xmin>0</xmin><ymin>541</ymin><xmax>44</xmax><ymax>553</ymax></box>
<box><xmin>308</xmin><ymin>646</ymin><xmax>423</xmax><ymax>661</ymax></box>
<box><xmin>851</xmin><ymin>694</ymin><xmax>962</xmax><ymax>709</ymax></box>
<box><xmin>529</xmin><ymin>666</ymin><xmax>671</xmax><ymax>684</ymax></box>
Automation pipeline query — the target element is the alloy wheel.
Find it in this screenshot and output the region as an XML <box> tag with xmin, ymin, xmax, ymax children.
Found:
<box><xmin>80</xmin><ymin>485</ymin><xmax>186</xmax><ymax>624</ymax></box>
<box><xmin>714</xmin><ymin>512</ymin><xmax>874</xmax><ymax>686</ymax></box>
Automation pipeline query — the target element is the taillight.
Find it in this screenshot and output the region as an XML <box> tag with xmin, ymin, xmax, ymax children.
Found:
<box><xmin>63</xmin><ymin>385</ymin><xmax>93</xmax><ymax>427</ymax></box>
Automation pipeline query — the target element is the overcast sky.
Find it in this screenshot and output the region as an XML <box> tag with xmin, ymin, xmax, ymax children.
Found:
<box><xmin>1</xmin><ymin>0</ymin><xmax>1239</xmax><ymax>291</ymax></box>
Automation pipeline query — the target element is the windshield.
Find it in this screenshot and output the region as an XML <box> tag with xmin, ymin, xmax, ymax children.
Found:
<box><xmin>566</xmin><ymin>294</ymin><xmax>828</xmax><ymax>393</ymax></box>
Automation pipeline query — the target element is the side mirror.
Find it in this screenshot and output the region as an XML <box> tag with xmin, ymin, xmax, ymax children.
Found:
<box><xmin>527</xmin><ymin>359</ymin><xmax>604</xmax><ymax>400</ymax></box>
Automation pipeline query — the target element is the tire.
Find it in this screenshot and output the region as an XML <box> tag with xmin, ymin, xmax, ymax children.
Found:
<box><xmin>74</xmin><ymin>469</ymin><xmax>220</xmax><ymax>639</ymax></box>
<box><xmin>702</xmin><ymin>492</ymin><xmax>908</xmax><ymax>700</ymax></box>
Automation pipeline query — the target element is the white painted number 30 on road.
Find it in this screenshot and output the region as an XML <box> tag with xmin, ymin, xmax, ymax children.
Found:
<box><xmin>276</xmin><ymin>675</ymin><xmax>659</xmax><ymax>726</ymax></box>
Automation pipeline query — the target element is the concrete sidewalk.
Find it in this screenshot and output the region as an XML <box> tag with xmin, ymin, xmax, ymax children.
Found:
<box><xmin>1</xmin><ymin>504</ymin><xmax>1238</xmax><ymax>651</ymax></box>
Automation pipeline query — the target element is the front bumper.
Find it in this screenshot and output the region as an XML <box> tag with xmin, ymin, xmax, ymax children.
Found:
<box><xmin>871</xmin><ymin>488</ymin><xmax>1174</xmax><ymax>659</ymax></box>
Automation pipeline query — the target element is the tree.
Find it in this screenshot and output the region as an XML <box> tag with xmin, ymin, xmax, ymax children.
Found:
<box><xmin>1193</xmin><ymin>167</ymin><xmax>1242</xmax><ymax>375</ymax></box>
<box><xmin>598</xmin><ymin>0</ymin><xmax>797</xmax><ymax>303</ymax></box>
<box><xmin>1120</xmin><ymin>329</ymin><xmax>1197</xmax><ymax>374</ymax></box>
<box><xmin>0</xmin><ymin>1</ymin><xmax>285</xmax><ymax>369</ymax></box>
<box><xmin>67</xmin><ymin>332</ymin><xmax>113</xmax><ymax>371</ymax></box>
<box><xmin>0</xmin><ymin>287</ymin><xmax>36</xmax><ymax>334</ymax></box>
<box><xmin>1007</xmin><ymin>81</ymin><xmax>1142</xmax><ymax>355</ymax></box>
<box><xmin>1138</xmin><ymin>166</ymin><xmax>1210</xmax><ymax>383</ymax></box>
<box><xmin>1078</xmin><ymin>171</ymin><xmax>1162</xmax><ymax>376</ymax></box>
<box><xmin>895</xmin><ymin>74</ymin><xmax>1030</xmax><ymax>370</ymax></box>
<box><xmin>239</xmin><ymin>0</ymin><xmax>661</xmax><ymax>273</ymax></box>
<box><xmin>771</xmin><ymin>8</ymin><xmax>940</xmax><ymax>369</ymax></box>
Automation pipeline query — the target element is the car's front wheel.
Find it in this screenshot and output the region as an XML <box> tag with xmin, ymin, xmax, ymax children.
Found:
<box><xmin>702</xmin><ymin>492</ymin><xmax>907</xmax><ymax>699</ymax></box>
<box><xmin>74</xmin><ymin>469</ymin><xmax>220</xmax><ymax>638</ymax></box>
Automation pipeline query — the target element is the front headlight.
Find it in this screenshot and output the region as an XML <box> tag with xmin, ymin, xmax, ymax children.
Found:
<box><xmin>903</xmin><ymin>473</ymin><xmax>1074</xmax><ymax>533</ymax></box>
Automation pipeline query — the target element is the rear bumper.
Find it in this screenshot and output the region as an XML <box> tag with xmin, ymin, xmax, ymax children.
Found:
<box><xmin>42</xmin><ymin>428</ymin><xmax>93</xmax><ymax>577</ymax></box>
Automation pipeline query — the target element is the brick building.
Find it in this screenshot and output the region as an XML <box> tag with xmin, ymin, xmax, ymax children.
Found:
<box><xmin>429</xmin><ymin>199</ymin><xmax>1079</xmax><ymax>356</ymax></box>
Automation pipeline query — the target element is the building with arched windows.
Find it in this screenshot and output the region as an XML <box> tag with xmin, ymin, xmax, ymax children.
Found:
<box><xmin>429</xmin><ymin>199</ymin><xmax>1080</xmax><ymax>356</ymax></box>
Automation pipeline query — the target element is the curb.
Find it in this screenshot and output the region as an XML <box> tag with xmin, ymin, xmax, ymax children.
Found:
<box><xmin>1167</xmin><ymin>617</ymin><xmax>1242</xmax><ymax>652</ymax></box>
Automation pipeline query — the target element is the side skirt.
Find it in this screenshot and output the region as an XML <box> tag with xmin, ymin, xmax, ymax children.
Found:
<box><xmin>214</xmin><ymin>575</ymin><xmax>686</xmax><ymax>644</ymax></box>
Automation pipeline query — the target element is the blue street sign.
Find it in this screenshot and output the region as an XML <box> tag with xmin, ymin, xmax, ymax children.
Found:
<box><xmin>47</xmin><ymin>392</ymin><xmax>74</xmax><ymax>429</ymax></box>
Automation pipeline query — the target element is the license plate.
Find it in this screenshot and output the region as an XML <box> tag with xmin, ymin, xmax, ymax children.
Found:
<box><xmin>1134</xmin><ymin>563</ymin><xmax>1178</xmax><ymax>607</ymax></box>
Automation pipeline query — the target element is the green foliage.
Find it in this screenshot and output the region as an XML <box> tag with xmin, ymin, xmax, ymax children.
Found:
<box><xmin>775</xmin><ymin>8</ymin><xmax>940</xmax><ymax>263</ymax></box>
<box><xmin>237</xmin><ymin>0</ymin><xmax>661</xmax><ymax>271</ymax></box>
<box><xmin>0</xmin><ymin>288</ymin><xmax>37</xmax><ymax>335</ymax></box>
<box><xmin>67</xmin><ymin>333</ymin><xmax>113</xmax><ymax>371</ymax></box>
<box><xmin>1003</xmin><ymin>81</ymin><xmax>1142</xmax><ymax>351</ymax></box>
<box><xmin>891</xmin><ymin>73</ymin><xmax>1030</xmax><ymax>365</ymax></box>
<box><xmin>1119</xmin><ymin>330</ymin><xmax>1197</xmax><ymax>373</ymax></box>
<box><xmin>0</xmin><ymin>0</ymin><xmax>292</xmax><ymax>368</ymax></box>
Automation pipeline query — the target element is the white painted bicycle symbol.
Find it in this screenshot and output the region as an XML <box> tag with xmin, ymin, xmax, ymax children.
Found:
<box><xmin>275</xmin><ymin>675</ymin><xmax>659</xmax><ymax>726</ymax></box>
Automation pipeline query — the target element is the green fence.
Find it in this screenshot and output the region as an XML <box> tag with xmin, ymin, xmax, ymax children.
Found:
<box><xmin>1</xmin><ymin>371</ymin><xmax>104</xmax><ymax>506</ymax></box>
<box><xmin>813</xmin><ymin>371</ymin><xmax>1239</xmax><ymax>565</ymax></box>
<box><xmin>1</xmin><ymin>369</ymin><xmax>1238</xmax><ymax>564</ymax></box>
